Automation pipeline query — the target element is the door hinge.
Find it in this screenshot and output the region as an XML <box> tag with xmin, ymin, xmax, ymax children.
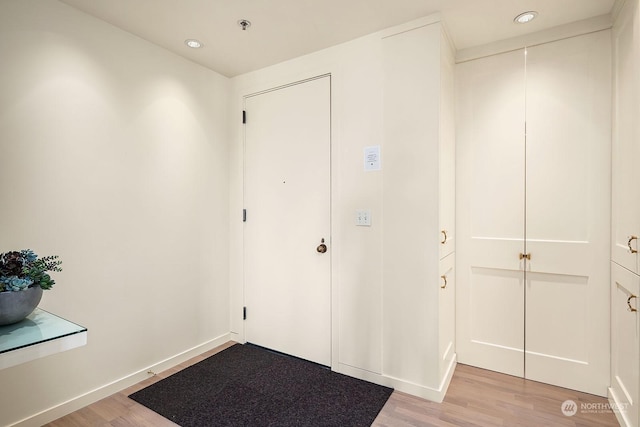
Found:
<box><xmin>243</xmin><ymin>209</ymin><xmax>247</xmax><ymax>222</ymax></box>
<box><xmin>242</xmin><ymin>110</ymin><xmax>246</xmax><ymax>124</ymax></box>
<box><xmin>243</xmin><ymin>306</ymin><xmax>247</xmax><ymax>320</ymax></box>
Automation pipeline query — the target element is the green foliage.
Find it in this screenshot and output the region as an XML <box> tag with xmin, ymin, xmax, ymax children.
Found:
<box><xmin>0</xmin><ymin>250</ymin><xmax>62</xmax><ymax>292</ymax></box>
<box><xmin>22</xmin><ymin>255</ymin><xmax>62</xmax><ymax>290</ymax></box>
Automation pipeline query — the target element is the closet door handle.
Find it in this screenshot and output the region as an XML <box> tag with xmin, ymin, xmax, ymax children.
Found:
<box><xmin>628</xmin><ymin>295</ymin><xmax>638</xmax><ymax>312</ymax></box>
<box><xmin>519</xmin><ymin>253</ymin><xmax>531</xmax><ymax>260</ymax></box>
<box><xmin>440</xmin><ymin>275</ymin><xmax>448</xmax><ymax>289</ymax></box>
<box><xmin>441</xmin><ymin>230</ymin><xmax>448</xmax><ymax>244</ymax></box>
<box><xmin>628</xmin><ymin>236</ymin><xmax>638</xmax><ymax>254</ymax></box>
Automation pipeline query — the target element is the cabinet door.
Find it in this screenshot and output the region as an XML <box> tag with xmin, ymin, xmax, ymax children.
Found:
<box><xmin>611</xmin><ymin>262</ymin><xmax>639</xmax><ymax>427</ymax></box>
<box><xmin>439</xmin><ymin>253</ymin><xmax>455</xmax><ymax>374</ymax></box>
<box><xmin>612</xmin><ymin>0</ymin><xmax>640</xmax><ymax>274</ymax></box>
<box><xmin>439</xmin><ymin>31</ymin><xmax>455</xmax><ymax>260</ymax></box>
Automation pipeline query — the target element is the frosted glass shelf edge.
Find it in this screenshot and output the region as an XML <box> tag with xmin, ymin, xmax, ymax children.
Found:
<box><xmin>0</xmin><ymin>308</ymin><xmax>87</xmax><ymax>370</ymax></box>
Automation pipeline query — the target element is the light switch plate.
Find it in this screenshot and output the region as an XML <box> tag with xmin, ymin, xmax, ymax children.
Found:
<box><xmin>355</xmin><ymin>209</ymin><xmax>371</xmax><ymax>226</ymax></box>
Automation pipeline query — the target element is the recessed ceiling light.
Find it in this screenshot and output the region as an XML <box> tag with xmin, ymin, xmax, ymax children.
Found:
<box><xmin>514</xmin><ymin>11</ymin><xmax>538</xmax><ymax>24</ymax></box>
<box><xmin>184</xmin><ymin>39</ymin><xmax>203</xmax><ymax>48</ymax></box>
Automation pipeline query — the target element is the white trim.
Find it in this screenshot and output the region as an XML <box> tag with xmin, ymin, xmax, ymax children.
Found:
<box><xmin>609</xmin><ymin>387</ymin><xmax>633</xmax><ymax>427</ymax></box>
<box><xmin>380</xmin><ymin>13</ymin><xmax>441</xmax><ymax>39</ymax></box>
<box><xmin>243</xmin><ymin>73</ymin><xmax>331</xmax><ymax>99</ymax></box>
<box><xmin>456</xmin><ymin>14</ymin><xmax>613</xmax><ymax>63</ymax></box>
<box><xmin>9</xmin><ymin>333</ymin><xmax>232</xmax><ymax>427</ymax></box>
<box><xmin>335</xmin><ymin>354</ymin><xmax>457</xmax><ymax>403</ymax></box>
<box><xmin>612</xmin><ymin>0</ymin><xmax>629</xmax><ymax>23</ymax></box>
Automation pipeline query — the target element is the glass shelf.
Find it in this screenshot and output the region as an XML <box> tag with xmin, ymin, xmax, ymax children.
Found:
<box><xmin>0</xmin><ymin>308</ymin><xmax>87</xmax><ymax>370</ymax></box>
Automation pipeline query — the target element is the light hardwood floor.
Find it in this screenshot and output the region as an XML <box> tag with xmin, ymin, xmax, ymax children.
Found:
<box><xmin>46</xmin><ymin>342</ymin><xmax>620</xmax><ymax>427</ymax></box>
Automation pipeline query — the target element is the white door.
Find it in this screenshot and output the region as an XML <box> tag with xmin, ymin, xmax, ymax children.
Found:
<box><xmin>456</xmin><ymin>48</ymin><xmax>527</xmax><ymax>378</ymax></box>
<box><xmin>243</xmin><ymin>76</ymin><xmax>331</xmax><ymax>366</ymax></box>
<box><xmin>439</xmin><ymin>253</ymin><xmax>456</xmax><ymax>373</ymax></box>
<box><xmin>439</xmin><ymin>35</ymin><xmax>456</xmax><ymax>261</ymax></box>
<box><xmin>524</xmin><ymin>31</ymin><xmax>610</xmax><ymax>396</ymax></box>
<box><xmin>457</xmin><ymin>31</ymin><xmax>610</xmax><ymax>396</ymax></box>
<box><xmin>610</xmin><ymin>262</ymin><xmax>640</xmax><ymax>427</ymax></box>
<box><xmin>612</xmin><ymin>0</ymin><xmax>640</xmax><ymax>274</ymax></box>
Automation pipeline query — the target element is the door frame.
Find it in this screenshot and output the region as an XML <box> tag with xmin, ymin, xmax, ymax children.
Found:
<box><xmin>233</xmin><ymin>72</ymin><xmax>339</xmax><ymax>367</ymax></box>
<box><xmin>242</xmin><ymin>74</ymin><xmax>332</xmax><ymax>365</ymax></box>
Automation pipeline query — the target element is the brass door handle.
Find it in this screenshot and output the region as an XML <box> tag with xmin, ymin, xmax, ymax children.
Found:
<box><xmin>519</xmin><ymin>253</ymin><xmax>531</xmax><ymax>260</ymax></box>
<box><xmin>628</xmin><ymin>295</ymin><xmax>637</xmax><ymax>312</ymax></box>
<box><xmin>316</xmin><ymin>238</ymin><xmax>327</xmax><ymax>253</ymax></box>
<box><xmin>440</xmin><ymin>275</ymin><xmax>448</xmax><ymax>289</ymax></box>
<box><xmin>628</xmin><ymin>236</ymin><xmax>638</xmax><ymax>254</ymax></box>
<box><xmin>441</xmin><ymin>230</ymin><xmax>447</xmax><ymax>244</ymax></box>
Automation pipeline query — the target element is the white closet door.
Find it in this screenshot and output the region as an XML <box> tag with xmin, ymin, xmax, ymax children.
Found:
<box><xmin>456</xmin><ymin>49</ymin><xmax>526</xmax><ymax>377</ymax></box>
<box><xmin>457</xmin><ymin>31</ymin><xmax>611</xmax><ymax>396</ymax></box>
<box><xmin>612</xmin><ymin>0</ymin><xmax>640</xmax><ymax>274</ymax></box>
<box><xmin>439</xmin><ymin>34</ymin><xmax>456</xmax><ymax>260</ymax></box>
<box><xmin>610</xmin><ymin>262</ymin><xmax>640</xmax><ymax>427</ymax></box>
<box><xmin>524</xmin><ymin>31</ymin><xmax>611</xmax><ymax>396</ymax></box>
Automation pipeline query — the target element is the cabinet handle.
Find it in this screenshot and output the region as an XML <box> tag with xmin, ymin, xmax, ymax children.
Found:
<box><xmin>441</xmin><ymin>230</ymin><xmax>447</xmax><ymax>244</ymax></box>
<box><xmin>519</xmin><ymin>253</ymin><xmax>531</xmax><ymax>260</ymax></box>
<box><xmin>440</xmin><ymin>275</ymin><xmax>448</xmax><ymax>289</ymax></box>
<box><xmin>628</xmin><ymin>236</ymin><xmax>638</xmax><ymax>254</ymax></box>
<box><xmin>628</xmin><ymin>295</ymin><xmax>638</xmax><ymax>312</ymax></box>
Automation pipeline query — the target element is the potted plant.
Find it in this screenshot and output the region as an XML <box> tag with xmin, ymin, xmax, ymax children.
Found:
<box><xmin>0</xmin><ymin>249</ymin><xmax>62</xmax><ymax>326</ymax></box>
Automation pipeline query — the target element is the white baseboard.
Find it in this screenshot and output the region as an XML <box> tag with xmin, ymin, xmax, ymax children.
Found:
<box><xmin>14</xmin><ymin>336</ymin><xmax>456</xmax><ymax>426</ymax></box>
<box><xmin>608</xmin><ymin>387</ymin><xmax>632</xmax><ymax>427</ymax></box>
<box><xmin>437</xmin><ymin>354</ymin><xmax>457</xmax><ymax>403</ymax></box>
<box><xmin>335</xmin><ymin>354</ymin><xmax>457</xmax><ymax>403</ymax></box>
<box><xmin>10</xmin><ymin>332</ymin><xmax>232</xmax><ymax>427</ymax></box>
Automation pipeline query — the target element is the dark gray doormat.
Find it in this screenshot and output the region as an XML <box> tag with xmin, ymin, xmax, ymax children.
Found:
<box><xmin>129</xmin><ymin>343</ymin><xmax>393</xmax><ymax>427</ymax></box>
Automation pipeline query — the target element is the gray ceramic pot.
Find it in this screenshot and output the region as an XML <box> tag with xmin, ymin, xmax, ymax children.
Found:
<box><xmin>0</xmin><ymin>286</ymin><xmax>43</xmax><ymax>326</ymax></box>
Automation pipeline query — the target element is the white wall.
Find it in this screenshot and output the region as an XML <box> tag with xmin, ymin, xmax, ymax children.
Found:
<box><xmin>229</xmin><ymin>15</ymin><xmax>453</xmax><ymax>400</ymax></box>
<box><xmin>0</xmin><ymin>1</ymin><xmax>230</xmax><ymax>425</ymax></box>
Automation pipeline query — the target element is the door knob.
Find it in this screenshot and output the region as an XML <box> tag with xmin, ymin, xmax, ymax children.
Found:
<box><xmin>628</xmin><ymin>236</ymin><xmax>638</xmax><ymax>254</ymax></box>
<box><xmin>317</xmin><ymin>238</ymin><xmax>327</xmax><ymax>254</ymax></box>
<box><xmin>519</xmin><ymin>253</ymin><xmax>531</xmax><ymax>260</ymax></box>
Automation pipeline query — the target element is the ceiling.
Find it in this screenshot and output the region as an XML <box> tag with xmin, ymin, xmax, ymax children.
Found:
<box><xmin>58</xmin><ymin>0</ymin><xmax>617</xmax><ymax>77</ymax></box>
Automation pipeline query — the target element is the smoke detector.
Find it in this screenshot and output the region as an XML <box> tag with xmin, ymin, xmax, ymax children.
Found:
<box><xmin>238</xmin><ymin>19</ymin><xmax>252</xmax><ymax>31</ymax></box>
